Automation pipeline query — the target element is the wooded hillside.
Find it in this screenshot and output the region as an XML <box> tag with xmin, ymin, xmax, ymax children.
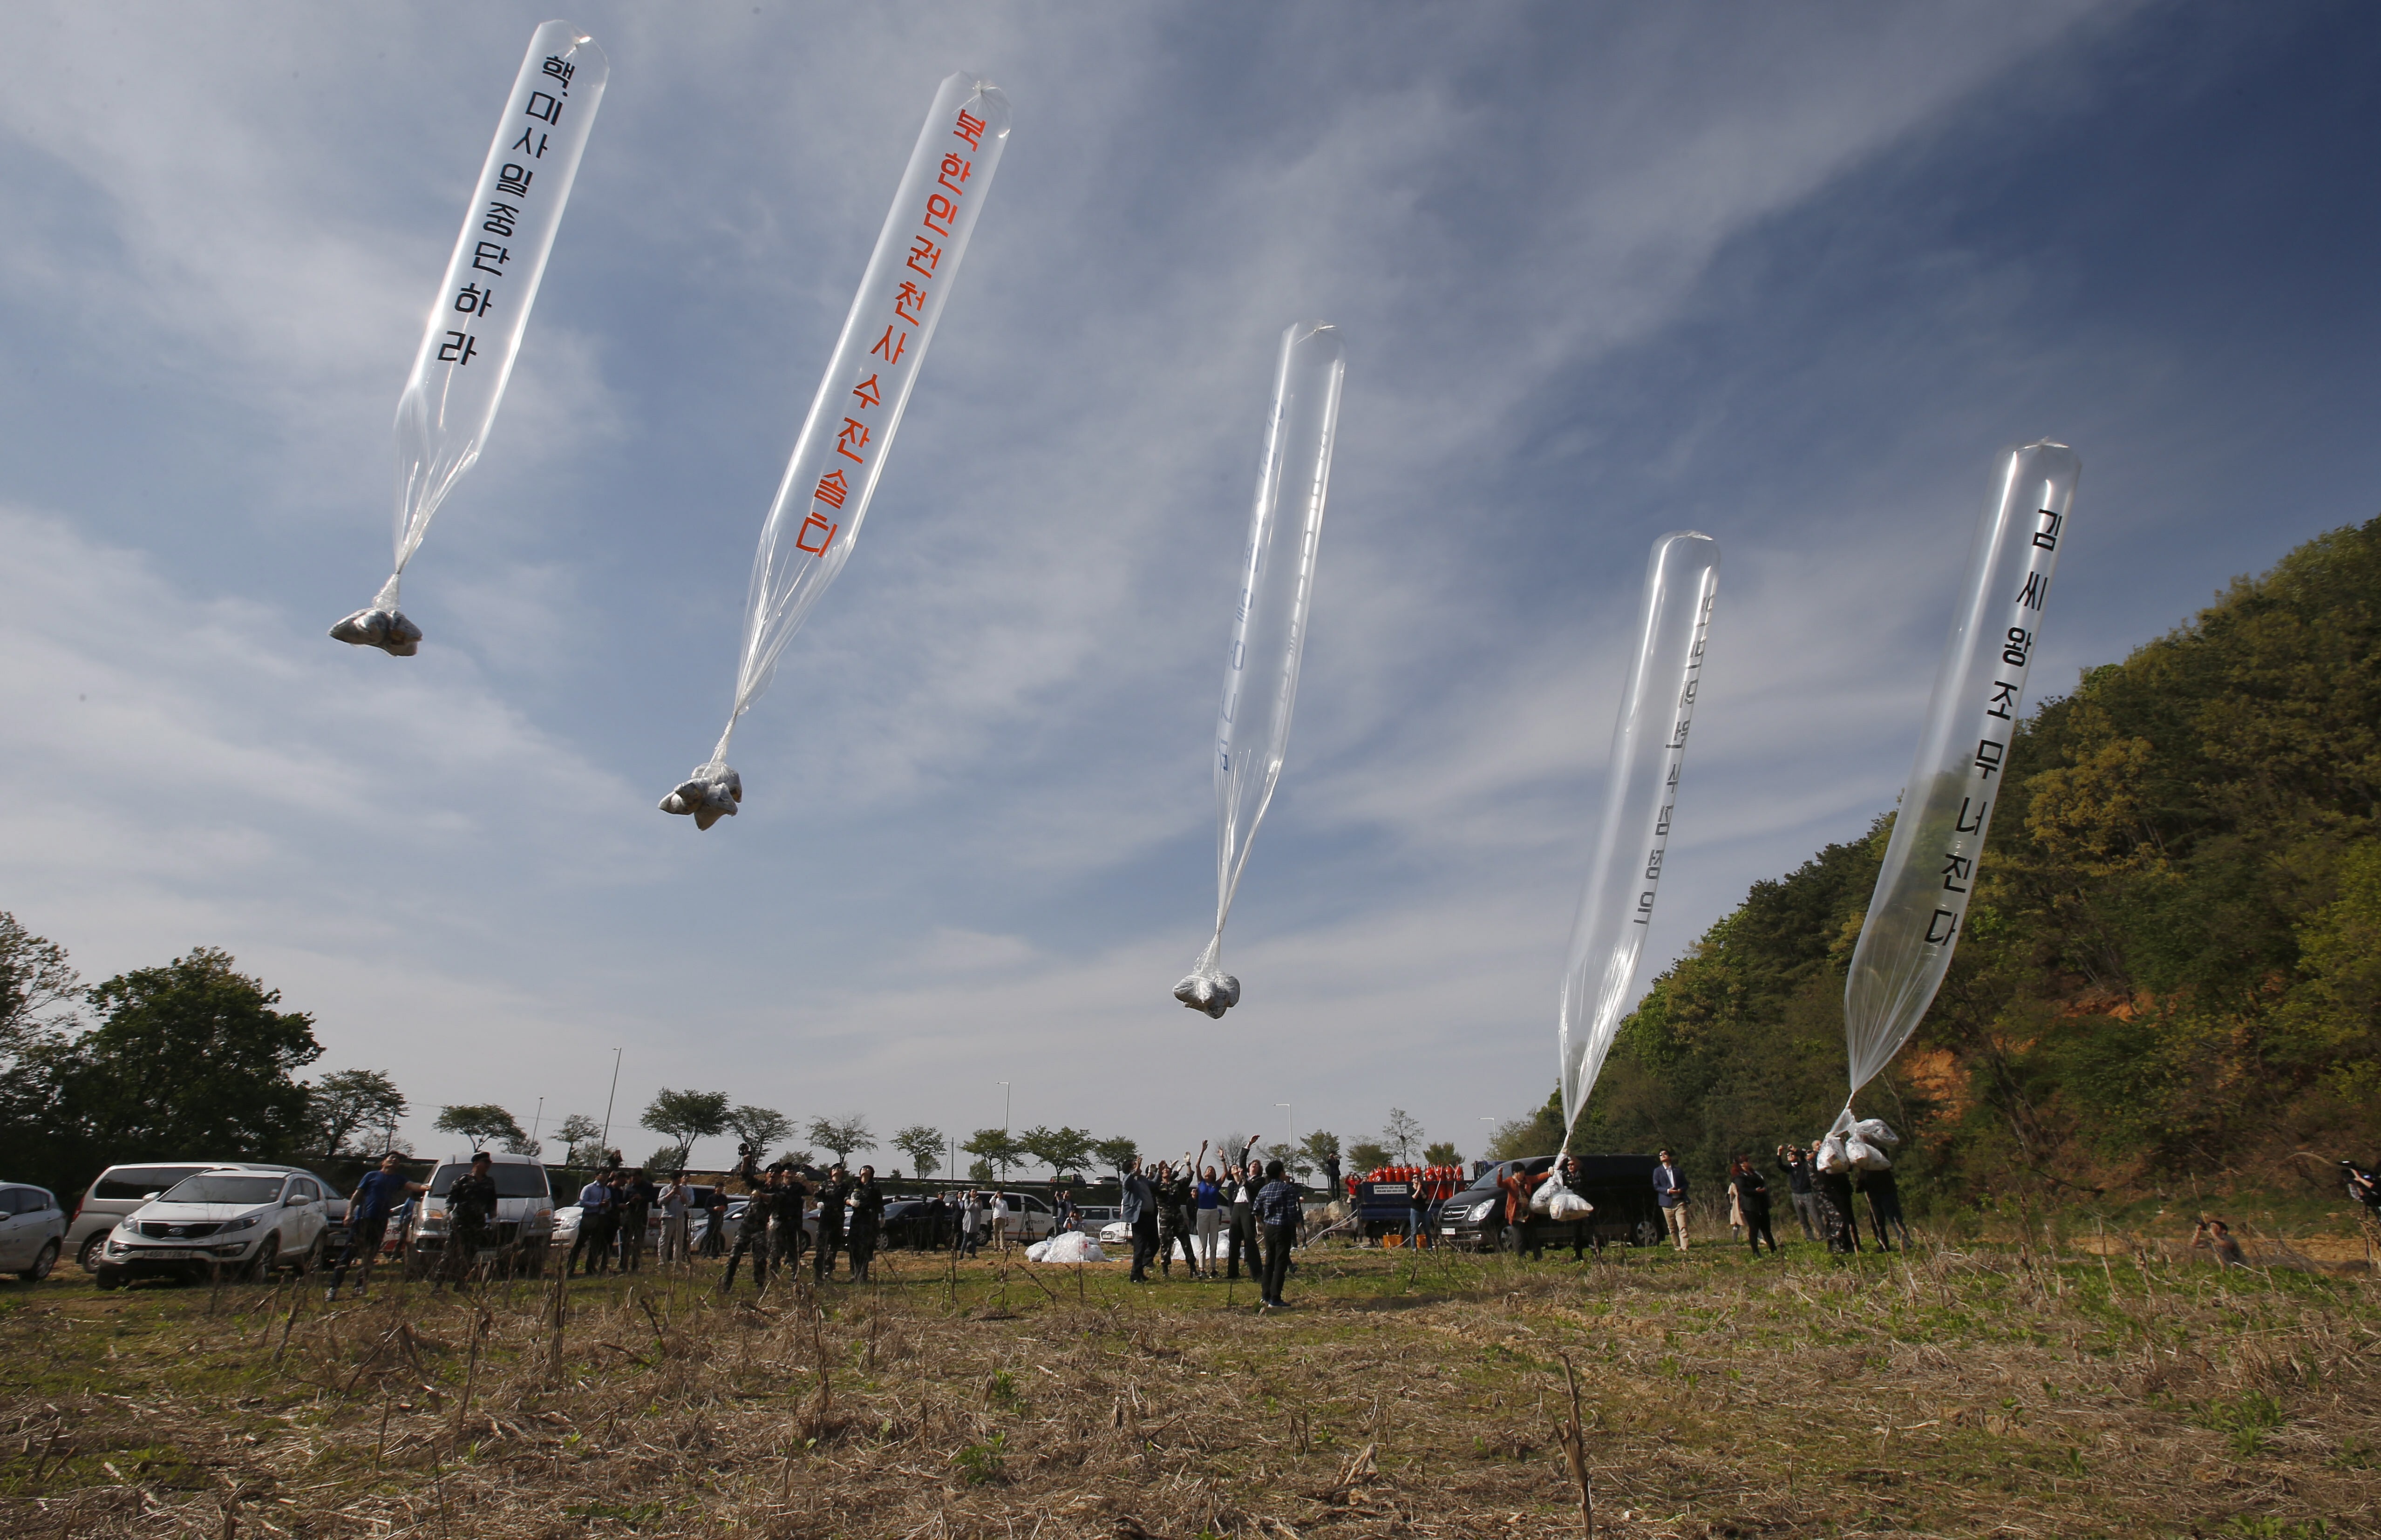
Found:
<box><xmin>1557</xmin><ymin>517</ymin><xmax>2381</xmax><ymax>1200</ymax></box>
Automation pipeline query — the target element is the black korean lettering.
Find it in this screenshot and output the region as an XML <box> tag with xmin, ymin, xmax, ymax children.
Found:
<box><xmin>1954</xmin><ymin>795</ymin><xmax>1987</xmax><ymax>834</ymax></box>
<box><xmin>510</xmin><ymin>128</ymin><xmax>549</xmax><ymax>161</ymax></box>
<box><xmin>1654</xmin><ymin>803</ymin><xmax>1674</xmax><ymax>836</ymax></box>
<box><xmin>541</xmin><ymin>56</ymin><xmax>575</xmax><ymax>90</ymax></box>
<box><xmin>1632</xmin><ymin>891</ymin><xmax>1655</xmax><ymax>926</ymax></box>
<box><xmin>453</xmin><ymin>282</ymin><xmax>496</xmax><ymax>318</ymax></box>
<box><xmin>1973</xmin><ymin>739</ymin><xmax>2006</xmax><ymax>780</ymax></box>
<box><xmin>1925</xmin><ymin>908</ymin><xmax>1959</xmax><ymax>945</ymax></box>
<box><xmin>2016</xmin><ymin>570</ymin><xmax>2050</xmax><ymax>611</ymax></box>
<box><xmin>524</xmin><ymin>91</ymin><xmax>563</xmax><ymax>125</ymax></box>
<box><xmin>470</xmin><ymin>240</ymin><xmax>511</xmax><ymax>277</ymax></box>
<box><xmin>481</xmin><ymin>200</ymin><xmax>519</xmax><ymax>237</ymax></box>
<box><xmin>497</xmin><ymin>163</ymin><xmax>534</xmax><ymax>196</ymax></box>
<box><xmin>2001</xmin><ymin>627</ymin><xmax>2033</xmax><ymax>668</ymax></box>
<box><xmin>436</xmin><ymin>330</ymin><xmax>478</xmax><ymax>365</ymax></box>
<box><xmin>1644</xmin><ymin>848</ymin><xmax>1664</xmax><ymax>882</ymax></box>
<box><xmin>2033</xmin><ymin>508</ymin><xmax>2061</xmax><ymax>550</ymax></box>
<box><xmin>1985</xmin><ymin>679</ymin><xmax>2019</xmax><ymax>721</ymax></box>
<box><xmin>1941</xmin><ymin>852</ymin><xmax>1973</xmax><ymax>894</ymax></box>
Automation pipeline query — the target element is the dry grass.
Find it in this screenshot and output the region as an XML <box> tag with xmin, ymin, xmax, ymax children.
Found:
<box><xmin>2</xmin><ymin>1228</ymin><xmax>2376</xmax><ymax>1540</ymax></box>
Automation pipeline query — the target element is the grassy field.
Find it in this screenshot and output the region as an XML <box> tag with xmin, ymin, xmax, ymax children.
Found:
<box><xmin>2</xmin><ymin>1226</ymin><xmax>2375</xmax><ymax>1540</ymax></box>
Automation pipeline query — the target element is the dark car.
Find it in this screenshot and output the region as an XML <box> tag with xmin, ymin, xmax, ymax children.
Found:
<box><xmin>1436</xmin><ymin>1155</ymin><xmax>1663</xmax><ymax>1254</ymax></box>
<box><xmin>880</xmin><ymin>1198</ymin><xmax>954</xmax><ymax>1251</ymax></box>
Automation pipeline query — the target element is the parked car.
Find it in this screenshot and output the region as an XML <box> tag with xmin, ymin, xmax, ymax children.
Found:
<box><xmin>92</xmin><ymin>1168</ymin><xmax>333</xmax><ymax>1288</ymax></box>
<box><xmin>0</xmin><ymin>1185</ymin><xmax>65</xmax><ymax>1281</ymax></box>
<box><xmin>69</xmin><ymin>1161</ymin><xmax>308</xmax><ymax>1274</ymax></box>
<box><xmin>403</xmin><ymin>1153</ymin><xmax>554</xmax><ymax>1278</ymax></box>
<box><xmin>1435</xmin><ymin>1155</ymin><xmax>1663</xmax><ymax>1254</ymax></box>
<box><xmin>553</xmin><ymin>1183</ymin><xmax>728</xmax><ymax>1258</ymax></box>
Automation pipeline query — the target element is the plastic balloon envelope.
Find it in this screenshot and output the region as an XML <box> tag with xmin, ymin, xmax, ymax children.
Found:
<box><xmin>664</xmin><ymin>73</ymin><xmax>1012</xmax><ymax>825</ymax></box>
<box><xmin>333</xmin><ymin>22</ymin><xmax>609</xmax><ymax>654</ymax></box>
<box><xmin>1175</xmin><ymin>322</ymin><xmax>1347</xmax><ymax>1016</ymax></box>
<box><xmin>1555</xmin><ymin>532</ymin><xmax>1720</xmax><ymax>1144</ymax></box>
<box><xmin>1838</xmin><ymin>441</ymin><xmax>2080</xmax><ymax>1123</ymax></box>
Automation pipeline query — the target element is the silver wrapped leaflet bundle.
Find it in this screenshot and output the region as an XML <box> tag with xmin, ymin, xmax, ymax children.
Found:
<box><xmin>1171</xmin><ymin>962</ymin><xmax>1241</xmax><ymax>1020</ymax></box>
<box><xmin>659</xmin><ymin>763</ymin><xmax>742</xmax><ymax>830</ymax></box>
<box><xmin>328</xmin><ymin>593</ymin><xmax>424</xmax><ymax>657</ymax></box>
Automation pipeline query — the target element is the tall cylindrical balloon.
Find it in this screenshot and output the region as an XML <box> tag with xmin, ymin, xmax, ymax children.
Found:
<box><xmin>332</xmin><ymin>22</ymin><xmax>610</xmax><ymax>656</ymax></box>
<box><xmin>1555</xmin><ymin>532</ymin><xmax>1720</xmax><ymax>1145</ymax></box>
<box><xmin>1174</xmin><ymin>323</ymin><xmax>1347</xmax><ymax>1017</ymax></box>
<box><xmin>661</xmin><ymin>73</ymin><xmax>1012</xmax><ymax>828</ymax></box>
<box><xmin>1838</xmin><ymin>441</ymin><xmax>2081</xmax><ymax>1119</ymax></box>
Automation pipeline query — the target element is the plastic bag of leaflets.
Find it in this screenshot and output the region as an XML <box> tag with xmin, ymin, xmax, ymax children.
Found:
<box><xmin>1846</xmin><ymin>1117</ymin><xmax>1898</xmax><ymax>1172</ymax></box>
<box><xmin>1026</xmin><ymin>1233</ymin><xmax>1105</xmax><ymax>1264</ymax></box>
<box><xmin>1528</xmin><ymin>1175</ymin><xmax>1595</xmax><ymax>1221</ymax></box>
<box><xmin>1816</xmin><ymin>1132</ymin><xmax>1854</xmax><ymax>1175</ymax></box>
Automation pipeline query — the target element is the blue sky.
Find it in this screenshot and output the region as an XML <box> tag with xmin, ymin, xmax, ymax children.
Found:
<box><xmin>2</xmin><ymin>2</ymin><xmax>2374</xmax><ymax>1171</ymax></box>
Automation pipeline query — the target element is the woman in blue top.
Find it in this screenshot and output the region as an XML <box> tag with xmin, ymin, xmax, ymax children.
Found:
<box><xmin>1194</xmin><ymin>1167</ymin><xmax>1223</xmax><ymax>1270</ymax></box>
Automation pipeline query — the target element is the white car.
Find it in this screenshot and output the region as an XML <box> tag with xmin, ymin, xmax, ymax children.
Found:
<box><xmin>404</xmin><ymin>1153</ymin><xmax>554</xmax><ymax>1277</ymax></box>
<box><xmin>93</xmin><ymin>1169</ymin><xmax>332</xmax><ymax>1288</ymax></box>
<box><xmin>0</xmin><ymin>1185</ymin><xmax>65</xmax><ymax>1281</ymax></box>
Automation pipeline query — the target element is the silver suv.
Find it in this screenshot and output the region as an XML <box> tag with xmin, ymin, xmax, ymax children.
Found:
<box><xmin>93</xmin><ymin>1169</ymin><xmax>333</xmax><ymax>1287</ymax></box>
<box><xmin>69</xmin><ymin>1161</ymin><xmax>311</xmax><ymax>1273</ymax></box>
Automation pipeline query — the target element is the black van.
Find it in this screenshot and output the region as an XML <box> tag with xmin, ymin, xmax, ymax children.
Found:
<box><xmin>1436</xmin><ymin>1154</ymin><xmax>1663</xmax><ymax>1254</ymax></box>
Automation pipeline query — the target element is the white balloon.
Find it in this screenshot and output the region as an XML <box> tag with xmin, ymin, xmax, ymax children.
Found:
<box><xmin>1555</xmin><ymin>532</ymin><xmax>1719</xmax><ymax>1144</ymax></box>
<box><xmin>332</xmin><ymin>22</ymin><xmax>609</xmax><ymax>656</ymax></box>
<box><xmin>1175</xmin><ymin>323</ymin><xmax>1347</xmax><ymax>1017</ymax></box>
<box><xmin>664</xmin><ymin>73</ymin><xmax>1013</xmax><ymax>826</ymax></box>
<box><xmin>1837</xmin><ymin>441</ymin><xmax>2081</xmax><ymax>1128</ymax></box>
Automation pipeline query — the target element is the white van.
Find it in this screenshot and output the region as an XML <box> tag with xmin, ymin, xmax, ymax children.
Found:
<box><xmin>404</xmin><ymin>1153</ymin><xmax>554</xmax><ymax>1278</ymax></box>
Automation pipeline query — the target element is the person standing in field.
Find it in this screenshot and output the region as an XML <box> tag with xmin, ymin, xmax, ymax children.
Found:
<box><xmin>437</xmin><ymin>1151</ymin><xmax>499</xmax><ymax>1290</ymax></box>
<box><xmin>1731</xmin><ymin>1156</ymin><xmax>1777</xmax><ymax>1256</ymax></box>
<box><xmin>1256</xmin><ymin>1160</ymin><xmax>1302</xmax><ymax>1309</ymax></box>
<box><xmin>1122</xmin><ymin>1159</ymin><xmax>1158</xmax><ymax>1283</ymax></box>
<box><xmin>657</xmin><ymin>1176</ymin><xmax>693</xmax><ymax>1267</ymax></box>
<box><xmin>847</xmin><ymin>1166</ymin><xmax>885</xmax><ymax>1281</ymax></box>
<box><xmin>719</xmin><ymin>1173</ymin><xmax>778</xmax><ymax>1293</ymax></box>
<box><xmin>618</xmin><ymin>1169</ymin><xmax>655</xmax><ymax>1273</ymax></box>
<box><xmin>568</xmin><ymin>1171</ymin><xmax>612</xmax><ymax>1277</ymax></box>
<box><xmin>955</xmin><ymin>1188</ymin><xmax>980</xmax><ymax>1258</ymax></box>
<box><xmin>989</xmin><ymin>1190</ymin><xmax>1010</xmax><ymax>1253</ymax></box>
<box><xmin>1195</xmin><ymin>1165</ymin><xmax>1224</xmax><ymax>1269</ymax></box>
<box><xmin>813</xmin><ymin>1166</ymin><xmax>849</xmax><ymax>1282</ymax></box>
<box><xmin>1777</xmin><ymin>1143</ymin><xmax>1821</xmax><ymax>1242</ymax></box>
<box><xmin>701</xmin><ymin>1185</ymin><xmax>728</xmax><ymax>1258</ymax></box>
<box><xmin>327</xmin><ymin>1153</ymin><xmax>426</xmax><ymax>1301</ymax></box>
<box><xmin>1226</xmin><ymin>1156</ymin><xmax>1260</xmax><ymax>1281</ymax></box>
<box><xmin>1652</xmin><ymin>1150</ymin><xmax>1690</xmax><ymax>1251</ymax></box>
<box><xmin>1812</xmin><ymin>1139</ymin><xmax>1861</xmax><ymax>1255</ymax></box>
<box><xmin>1858</xmin><ymin>1164</ymin><xmax>1911</xmax><ymax>1252</ymax></box>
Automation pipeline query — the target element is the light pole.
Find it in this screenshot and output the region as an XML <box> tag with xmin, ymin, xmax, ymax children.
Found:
<box><xmin>998</xmin><ymin>1081</ymin><xmax>1011</xmax><ymax>1132</ymax></box>
<box><xmin>531</xmin><ymin>1096</ymin><xmax>545</xmax><ymax>1153</ymax></box>
<box><xmin>599</xmin><ymin>1047</ymin><xmax>622</xmax><ymax>1158</ymax></box>
<box><xmin>1276</xmin><ymin>1102</ymin><xmax>1292</xmax><ymax>1147</ymax></box>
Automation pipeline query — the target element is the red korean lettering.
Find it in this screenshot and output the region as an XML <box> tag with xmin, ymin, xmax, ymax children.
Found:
<box><xmin>836</xmin><ymin>416</ymin><xmax>871</xmax><ymax>464</ymax></box>
<box><xmin>906</xmin><ymin>236</ymin><xmax>942</xmax><ymax>277</ymax></box>
<box><xmin>849</xmin><ymin>375</ymin><xmax>881</xmax><ymax>410</ymax></box>
<box><xmin>796</xmin><ymin>513</ymin><xmax>839</xmax><ymax>556</ymax></box>
<box><xmin>871</xmin><ymin>326</ymin><xmax>909</xmax><ymax>365</ymax></box>
<box><xmin>937</xmin><ymin>154</ymin><xmax>971</xmax><ymax>196</ymax></box>
<box><xmin>923</xmin><ymin>193</ymin><xmax>958</xmax><ymax>237</ymax></box>
<box><xmin>812</xmin><ymin>469</ymin><xmax>849</xmax><ymax>509</ymax></box>
<box><xmin>953</xmin><ymin>110</ymin><xmax>986</xmax><ymax>148</ymax></box>
<box><xmin>893</xmin><ymin>282</ymin><xmax>928</xmax><ymax>326</ymax></box>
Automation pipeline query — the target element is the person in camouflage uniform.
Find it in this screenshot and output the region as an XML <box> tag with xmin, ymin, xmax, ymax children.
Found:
<box><xmin>813</xmin><ymin>1167</ymin><xmax>850</xmax><ymax>1282</ymax></box>
<box><xmin>437</xmin><ymin>1151</ymin><xmax>500</xmax><ymax>1290</ymax></box>
<box><xmin>767</xmin><ymin>1167</ymin><xmax>811</xmax><ymax>1282</ymax></box>
<box><xmin>720</xmin><ymin>1170</ymin><xmax>780</xmax><ymax>1293</ymax></box>
<box><xmin>846</xmin><ymin>1166</ymin><xmax>885</xmax><ymax>1281</ymax></box>
<box><xmin>1157</xmin><ymin>1161</ymin><xmax>1200</xmax><ymax>1278</ymax></box>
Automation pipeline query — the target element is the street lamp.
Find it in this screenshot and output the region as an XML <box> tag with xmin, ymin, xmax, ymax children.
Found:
<box><xmin>1276</xmin><ymin>1102</ymin><xmax>1292</xmax><ymax>1146</ymax></box>
<box><xmin>998</xmin><ymin>1081</ymin><xmax>1012</xmax><ymax>1132</ymax></box>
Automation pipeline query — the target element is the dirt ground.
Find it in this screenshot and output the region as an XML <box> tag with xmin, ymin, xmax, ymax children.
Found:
<box><xmin>2</xmin><ymin>1227</ymin><xmax>2375</xmax><ymax>1540</ymax></box>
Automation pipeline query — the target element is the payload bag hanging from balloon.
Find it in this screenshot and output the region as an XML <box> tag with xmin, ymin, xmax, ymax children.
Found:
<box><xmin>1834</xmin><ymin>441</ymin><xmax>2081</xmax><ymax>1130</ymax></box>
<box><xmin>1173</xmin><ymin>322</ymin><xmax>1347</xmax><ymax>1018</ymax></box>
<box><xmin>332</xmin><ymin>22</ymin><xmax>610</xmax><ymax>656</ymax></box>
<box><xmin>662</xmin><ymin>73</ymin><xmax>1013</xmax><ymax>828</ymax></box>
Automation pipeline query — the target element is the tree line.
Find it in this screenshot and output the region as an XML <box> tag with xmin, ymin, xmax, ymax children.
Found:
<box><xmin>1502</xmin><ymin>517</ymin><xmax>2381</xmax><ymax>1202</ymax></box>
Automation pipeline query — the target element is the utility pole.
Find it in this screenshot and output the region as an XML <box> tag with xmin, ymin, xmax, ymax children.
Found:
<box><xmin>531</xmin><ymin>1096</ymin><xmax>545</xmax><ymax>1152</ymax></box>
<box><xmin>998</xmin><ymin>1081</ymin><xmax>1011</xmax><ymax>1132</ymax></box>
<box><xmin>599</xmin><ymin>1048</ymin><xmax>622</xmax><ymax>1158</ymax></box>
<box><xmin>1277</xmin><ymin>1102</ymin><xmax>1292</xmax><ymax>1146</ymax></box>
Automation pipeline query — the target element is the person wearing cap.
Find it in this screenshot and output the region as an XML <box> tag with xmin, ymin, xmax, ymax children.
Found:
<box><xmin>437</xmin><ymin>1151</ymin><xmax>499</xmax><ymax>1289</ymax></box>
<box><xmin>328</xmin><ymin>1152</ymin><xmax>427</xmax><ymax>1301</ymax></box>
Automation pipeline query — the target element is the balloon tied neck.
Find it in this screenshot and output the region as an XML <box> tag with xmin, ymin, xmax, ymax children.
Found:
<box><xmin>660</xmin><ymin>760</ymin><xmax>743</xmax><ymax>830</ymax></box>
<box><xmin>1172</xmin><ymin>941</ymin><xmax>1240</xmax><ymax>1018</ymax></box>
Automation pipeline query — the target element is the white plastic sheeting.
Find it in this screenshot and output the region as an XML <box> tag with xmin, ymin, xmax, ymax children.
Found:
<box><xmin>662</xmin><ymin>73</ymin><xmax>1013</xmax><ymax>827</ymax></box>
<box><xmin>1175</xmin><ymin>323</ymin><xmax>1347</xmax><ymax>1017</ymax></box>
<box><xmin>1837</xmin><ymin>443</ymin><xmax>2080</xmax><ymax>1122</ymax></box>
<box><xmin>332</xmin><ymin>22</ymin><xmax>609</xmax><ymax>656</ymax></box>
<box><xmin>1025</xmin><ymin>1233</ymin><xmax>1107</xmax><ymax>1264</ymax></box>
<box><xmin>1555</xmin><ymin>532</ymin><xmax>1720</xmax><ymax>1146</ymax></box>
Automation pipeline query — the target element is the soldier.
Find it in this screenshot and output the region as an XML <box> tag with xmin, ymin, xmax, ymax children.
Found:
<box><xmin>720</xmin><ymin>1171</ymin><xmax>779</xmax><ymax>1293</ymax></box>
<box><xmin>813</xmin><ymin>1166</ymin><xmax>850</xmax><ymax>1282</ymax></box>
<box><xmin>767</xmin><ymin>1166</ymin><xmax>811</xmax><ymax>1281</ymax></box>
<box><xmin>437</xmin><ymin>1151</ymin><xmax>499</xmax><ymax>1291</ymax></box>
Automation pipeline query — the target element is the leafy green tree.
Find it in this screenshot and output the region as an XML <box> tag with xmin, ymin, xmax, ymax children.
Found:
<box><xmin>44</xmin><ymin>948</ymin><xmax>321</xmax><ymax>1183</ymax></box>
<box><xmin>724</xmin><ymin>1105</ymin><xmax>794</xmax><ymax>1163</ymax></box>
<box><xmin>641</xmin><ymin>1088</ymin><xmax>731</xmax><ymax>1169</ymax></box>
<box><xmin>308</xmin><ymin>1069</ymin><xmax>408</xmax><ymax>1159</ymax></box>
<box><xmin>644</xmin><ymin>1144</ymin><xmax>687</xmax><ymax>1174</ymax></box>
<box><xmin>1263</xmin><ymin>1141</ymin><xmax>1307</xmax><ymax>1179</ymax></box>
<box><xmin>554</xmin><ymin>1113</ymin><xmax>606</xmax><ymax>1168</ymax></box>
<box><xmin>435</xmin><ymin>1103</ymin><xmax>524</xmax><ymax>1151</ymax></box>
<box><xmin>1019</xmin><ymin>1124</ymin><xmax>1095</xmax><ymax>1180</ymax></box>
<box><xmin>1091</xmin><ymin>1135</ymin><xmax>1139</xmax><ymax>1177</ymax></box>
<box><xmin>0</xmin><ymin>911</ymin><xmax>78</xmax><ymax>1056</ymax></box>
<box><xmin>1298</xmin><ymin>1129</ymin><xmax>1341</xmax><ymax>1177</ymax></box>
<box><xmin>1422</xmin><ymin>1140</ymin><xmax>1461</xmax><ymax>1167</ymax></box>
<box><xmin>1345</xmin><ymin>1140</ymin><xmax>1389</xmax><ymax>1174</ymax></box>
<box><xmin>808</xmin><ymin>1114</ymin><xmax>876</xmax><ymax>1165</ymax></box>
<box><xmin>962</xmin><ymin>1127</ymin><xmax>1023</xmax><ymax>1182</ymax></box>
<box><xmin>893</xmin><ymin>1124</ymin><xmax>945</xmax><ymax>1177</ymax></box>
<box><xmin>1486</xmin><ymin>1090</ymin><xmax>1565</xmax><ymax>1160</ymax></box>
